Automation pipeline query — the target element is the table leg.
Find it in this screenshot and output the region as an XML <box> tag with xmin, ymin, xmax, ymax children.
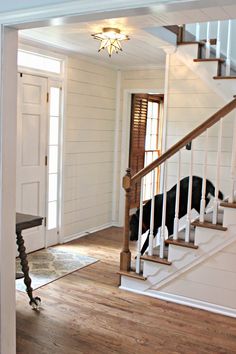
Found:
<box><xmin>16</xmin><ymin>230</ymin><xmax>41</xmax><ymax>309</ymax></box>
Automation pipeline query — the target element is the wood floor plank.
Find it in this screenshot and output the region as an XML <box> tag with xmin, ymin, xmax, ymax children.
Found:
<box><xmin>16</xmin><ymin>227</ymin><xmax>236</xmax><ymax>354</ymax></box>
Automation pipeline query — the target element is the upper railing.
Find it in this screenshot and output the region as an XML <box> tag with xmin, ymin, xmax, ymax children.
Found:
<box><xmin>185</xmin><ymin>19</ymin><xmax>235</xmax><ymax>76</ymax></box>
<box><xmin>120</xmin><ymin>98</ymin><xmax>236</xmax><ymax>272</ymax></box>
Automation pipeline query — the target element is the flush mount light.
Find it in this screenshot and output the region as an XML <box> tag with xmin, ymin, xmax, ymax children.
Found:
<box><xmin>91</xmin><ymin>27</ymin><xmax>130</xmax><ymax>57</ymax></box>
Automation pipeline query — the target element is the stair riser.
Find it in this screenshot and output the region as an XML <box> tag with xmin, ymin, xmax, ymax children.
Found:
<box><xmin>143</xmin><ymin>261</ymin><xmax>170</xmax><ymax>279</ymax></box>
<box><xmin>177</xmin><ymin>43</ymin><xmax>199</xmax><ymax>60</ymax></box>
<box><xmin>222</xmin><ymin>207</ymin><xmax>236</xmax><ymax>227</ymax></box>
<box><xmin>168</xmin><ymin>244</ymin><xmax>199</xmax><ymax>264</ymax></box>
<box><xmin>120</xmin><ymin>275</ymin><xmax>150</xmax><ymax>292</ymax></box>
<box><xmin>194</xmin><ymin>227</ymin><xmax>227</xmax><ymax>252</ymax></box>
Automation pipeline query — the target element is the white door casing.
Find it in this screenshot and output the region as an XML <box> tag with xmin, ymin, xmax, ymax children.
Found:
<box><xmin>16</xmin><ymin>73</ymin><xmax>47</xmax><ymax>252</ymax></box>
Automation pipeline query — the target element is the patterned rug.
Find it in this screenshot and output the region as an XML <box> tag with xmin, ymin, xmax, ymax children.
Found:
<box><xmin>16</xmin><ymin>246</ymin><xmax>98</xmax><ymax>292</ymax></box>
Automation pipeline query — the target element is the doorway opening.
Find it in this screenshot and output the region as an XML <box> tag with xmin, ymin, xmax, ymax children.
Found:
<box><xmin>17</xmin><ymin>48</ymin><xmax>64</xmax><ymax>252</ymax></box>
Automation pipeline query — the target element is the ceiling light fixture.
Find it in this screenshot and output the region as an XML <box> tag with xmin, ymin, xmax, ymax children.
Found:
<box><xmin>91</xmin><ymin>27</ymin><xmax>130</xmax><ymax>57</ymax></box>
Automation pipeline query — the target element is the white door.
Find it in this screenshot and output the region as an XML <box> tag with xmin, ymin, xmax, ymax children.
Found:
<box><xmin>16</xmin><ymin>73</ymin><xmax>48</xmax><ymax>253</ymax></box>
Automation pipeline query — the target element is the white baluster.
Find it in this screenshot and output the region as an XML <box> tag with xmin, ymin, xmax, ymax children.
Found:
<box><xmin>229</xmin><ymin>180</ymin><xmax>235</xmax><ymax>204</ymax></box>
<box><xmin>206</xmin><ymin>22</ymin><xmax>211</xmax><ymax>58</ymax></box>
<box><xmin>226</xmin><ymin>20</ymin><xmax>232</xmax><ymax>76</ymax></box>
<box><xmin>185</xmin><ymin>142</ymin><xmax>193</xmax><ymax>242</ymax></box>
<box><xmin>196</xmin><ymin>23</ymin><xmax>200</xmax><ymax>42</ymax></box>
<box><xmin>148</xmin><ymin>169</ymin><xmax>156</xmax><ymax>256</ymax></box>
<box><xmin>216</xmin><ymin>21</ymin><xmax>221</xmax><ymax>58</ymax></box>
<box><xmin>160</xmin><ymin>163</ymin><xmax>167</xmax><ymax>258</ymax></box>
<box><xmin>212</xmin><ymin>119</ymin><xmax>223</xmax><ymax>224</ymax></box>
<box><xmin>200</xmin><ymin>130</ymin><xmax>209</xmax><ymax>222</ymax></box>
<box><xmin>229</xmin><ymin>115</ymin><xmax>236</xmax><ymax>203</ymax></box>
<box><xmin>173</xmin><ymin>151</ymin><xmax>181</xmax><ymax>240</ymax></box>
<box><xmin>136</xmin><ymin>178</ymin><xmax>144</xmax><ymax>274</ymax></box>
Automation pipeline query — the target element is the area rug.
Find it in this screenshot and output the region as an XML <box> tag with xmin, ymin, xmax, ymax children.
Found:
<box><xmin>16</xmin><ymin>246</ymin><xmax>98</xmax><ymax>292</ymax></box>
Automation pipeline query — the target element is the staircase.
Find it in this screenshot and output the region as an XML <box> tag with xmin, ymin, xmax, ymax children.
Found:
<box><xmin>118</xmin><ymin>22</ymin><xmax>236</xmax><ymax>317</ymax></box>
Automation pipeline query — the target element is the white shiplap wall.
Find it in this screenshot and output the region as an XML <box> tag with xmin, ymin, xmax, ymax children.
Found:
<box><xmin>165</xmin><ymin>53</ymin><xmax>234</xmax><ymax>197</ymax></box>
<box><xmin>63</xmin><ymin>56</ymin><xmax>117</xmax><ymax>239</ymax></box>
<box><xmin>115</xmin><ymin>68</ymin><xmax>166</xmax><ymax>225</ymax></box>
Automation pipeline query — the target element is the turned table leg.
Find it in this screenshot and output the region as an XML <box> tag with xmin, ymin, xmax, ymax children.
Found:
<box><xmin>16</xmin><ymin>230</ymin><xmax>41</xmax><ymax>309</ymax></box>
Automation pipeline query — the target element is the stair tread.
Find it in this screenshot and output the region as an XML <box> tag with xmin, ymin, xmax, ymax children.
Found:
<box><xmin>140</xmin><ymin>254</ymin><xmax>171</xmax><ymax>265</ymax></box>
<box><xmin>178</xmin><ymin>41</ymin><xmax>205</xmax><ymax>46</ymax></box>
<box><xmin>220</xmin><ymin>201</ymin><xmax>236</xmax><ymax>209</ymax></box>
<box><xmin>192</xmin><ymin>220</ymin><xmax>227</xmax><ymax>231</ymax></box>
<box><xmin>165</xmin><ymin>238</ymin><xmax>198</xmax><ymax>249</ymax></box>
<box><xmin>194</xmin><ymin>58</ymin><xmax>225</xmax><ymax>63</ymax></box>
<box><xmin>117</xmin><ymin>270</ymin><xmax>147</xmax><ymax>280</ymax></box>
<box><xmin>213</xmin><ymin>76</ymin><xmax>236</xmax><ymax>79</ymax></box>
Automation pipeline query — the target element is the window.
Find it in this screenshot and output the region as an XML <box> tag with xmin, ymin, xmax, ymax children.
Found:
<box><xmin>18</xmin><ymin>50</ymin><xmax>62</xmax><ymax>75</ymax></box>
<box><xmin>47</xmin><ymin>84</ymin><xmax>61</xmax><ymax>230</ymax></box>
<box><xmin>143</xmin><ymin>99</ymin><xmax>162</xmax><ymax>201</ymax></box>
<box><xmin>129</xmin><ymin>94</ymin><xmax>163</xmax><ymax>207</ymax></box>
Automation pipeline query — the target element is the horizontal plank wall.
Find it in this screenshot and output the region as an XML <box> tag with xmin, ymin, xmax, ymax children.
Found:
<box><xmin>63</xmin><ymin>56</ymin><xmax>116</xmax><ymax>240</ymax></box>
<box><xmin>115</xmin><ymin>68</ymin><xmax>165</xmax><ymax>225</ymax></box>
<box><xmin>165</xmin><ymin>53</ymin><xmax>234</xmax><ymax>196</ymax></box>
<box><xmin>160</xmin><ymin>241</ymin><xmax>236</xmax><ymax>310</ymax></box>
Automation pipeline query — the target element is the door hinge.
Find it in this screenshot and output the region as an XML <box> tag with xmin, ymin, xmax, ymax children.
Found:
<box><xmin>46</xmin><ymin>92</ymin><xmax>49</xmax><ymax>103</ymax></box>
<box><xmin>45</xmin><ymin>155</ymin><xmax>48</xmax><ymax>166</ymax></box>
<box><xmin>44</xmin><ymin>217</ymin><xmax>47</xmax><ymax>227</ymax></box>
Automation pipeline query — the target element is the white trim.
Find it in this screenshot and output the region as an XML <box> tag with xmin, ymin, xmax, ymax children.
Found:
<box><xmin>112</xmin><ymin>70</ymin><xmax>121</xmax><ymax>223</ymax></box>
<box><xmin>59</xmin><ymin>57</ymin><xmax>68</xmax><ymax>244</ymax></box>
<box><xmin>118</xmin><ymin>87</ymin><xmax>164</xmax><ymax>226</ymax></box>
<box><xmin>0</xmin><ymin>1</ymin><xmax>162</xmax><ymax>26</ymax></box>
<box><xmin>0</xmin><ymin>25</ymin><xmax>18</xmax><ymax>354</ymax></box>
<box><xmin>119</xmin><ymin>286</ymin><xmax>236</xmax><ymax>318</ymax></box>
<box><xmin>63</xmin><ymin>222</ymin><xmax>114</xmax><ymax>243</ymax></box>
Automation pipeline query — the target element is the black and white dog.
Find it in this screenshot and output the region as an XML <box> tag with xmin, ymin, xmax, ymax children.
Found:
<box><xmin>129</xmin><ymin>176</ymin><xmax>223</xmax><ymax>255</ymax></box>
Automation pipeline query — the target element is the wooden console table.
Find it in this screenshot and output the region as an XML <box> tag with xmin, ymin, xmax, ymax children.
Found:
<box><xmin>16</xmin><ymin>213</ymin><xmax>44</xmax><ymax>309</ymax></box>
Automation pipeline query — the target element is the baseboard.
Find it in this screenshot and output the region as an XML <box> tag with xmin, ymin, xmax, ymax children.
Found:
<box><xmin>63</xmin><ymin>222</ymin><xmax>114</xmax><ymax>243</ymax></box>
<box><xmin>119</xmin><ymin>286</ymin><xmax>236</xmax><ymax>318</ymax></box>
<box><xmin>112</xmin><ymin>221</ymin><xmax>123</xmax><ymax>227</ymax></box>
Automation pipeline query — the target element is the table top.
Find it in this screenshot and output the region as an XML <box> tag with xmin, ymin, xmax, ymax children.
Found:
<box><xmin>16</xmin><ymin>212</ymin><xmax>44</xmax><ymax>232</ymax></box>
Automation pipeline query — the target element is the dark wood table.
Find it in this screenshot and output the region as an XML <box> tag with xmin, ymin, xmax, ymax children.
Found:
<box><xmin>16</xmin><ymin>212</ymin><xmax>44</xmax><ymax>309</ymax></box>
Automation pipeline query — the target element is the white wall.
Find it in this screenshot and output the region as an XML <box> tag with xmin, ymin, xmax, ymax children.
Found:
<box><xmin>115</xmin><ymin>67</ymin><xmax>166</xmax><ymax>225</ymax></box>
<box><xmin>63</xmin><ymin>56</ymin><xmax>117</xmax><ymax>240</ymax></box>
<box><xmin>165</xmin><ymin>53</ymin><xmax>234</xmax><ymax>197</ymax></box>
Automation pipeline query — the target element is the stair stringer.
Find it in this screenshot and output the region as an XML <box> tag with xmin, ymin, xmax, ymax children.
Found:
<box><xmin>120</xmin><ymin>224</ymin><xmax>236</xmax><ymax>294</ymax></box>
<box><xmin>175</xmin><ymin>43</ymin><xmax>235</xmax><ymax>102</ymax></box>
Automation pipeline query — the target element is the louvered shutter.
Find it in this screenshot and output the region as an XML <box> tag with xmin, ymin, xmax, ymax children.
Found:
<box><xmin>129</xmin><ymin>94</ymin><xmax>148</xmax><ymax>208</ymax></box>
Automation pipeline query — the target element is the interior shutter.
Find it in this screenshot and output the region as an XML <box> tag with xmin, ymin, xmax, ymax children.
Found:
<box><xmin>129</xmin><ymin>94</ymin><xmax>148</xmax><ymax>208</ymax></box>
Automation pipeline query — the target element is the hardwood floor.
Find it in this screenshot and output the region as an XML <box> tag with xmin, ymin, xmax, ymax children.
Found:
<box><xmin>16</xmin><ymin>227</ymin><xmax>236</xmax><ymax>354</ymax></box>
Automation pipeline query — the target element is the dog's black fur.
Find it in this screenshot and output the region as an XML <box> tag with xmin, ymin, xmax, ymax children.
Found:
<box><xmin>130</xmin><ymin>176</ymin><xmax>223</xmax><ymax>255</ymax></box>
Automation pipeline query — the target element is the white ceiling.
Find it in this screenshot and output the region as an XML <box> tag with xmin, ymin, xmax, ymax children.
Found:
<box><xmin>19</xmin><ymin>1</ymin><xmax>236</xmax><ymax>69</ymax></box>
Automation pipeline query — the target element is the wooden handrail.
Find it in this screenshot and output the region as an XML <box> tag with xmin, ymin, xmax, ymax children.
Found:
<box><xmin>131</xmin><ymin>98</ymin><xmax>236</xmax><ymax>184</ymax></box>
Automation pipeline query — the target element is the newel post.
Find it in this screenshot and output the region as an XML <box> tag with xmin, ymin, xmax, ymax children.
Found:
<box><xmin>120</xmin><ymin>168</ymin><xmax>132</xmax><ymax>271</ymax></box>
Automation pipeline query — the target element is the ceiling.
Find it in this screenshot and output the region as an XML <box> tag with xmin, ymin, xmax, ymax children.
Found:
<box><xmin>19</xmin><ymin>1</ymin><xmax>236</xmax><ymax>69</ymax></box>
